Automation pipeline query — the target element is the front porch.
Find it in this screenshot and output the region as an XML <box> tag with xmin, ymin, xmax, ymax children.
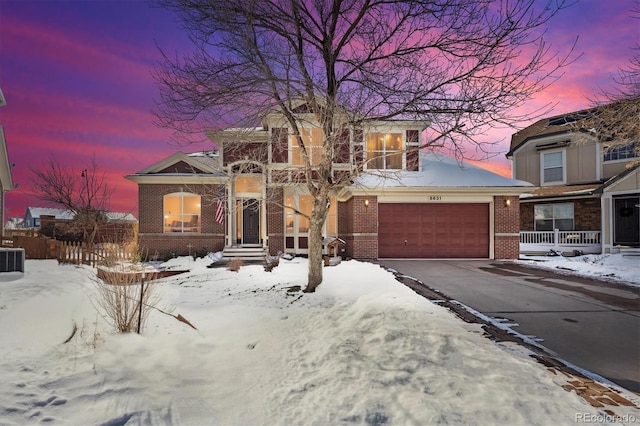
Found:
<box><xmin>520</xmin><ymin>230</ymin><xmax>602</xmax><ymax>255</ymax></box>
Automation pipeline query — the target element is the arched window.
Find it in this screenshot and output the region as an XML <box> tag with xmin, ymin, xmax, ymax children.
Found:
<box><xmin>164</xmin><ymin>192</ymin><xmax>201</xmax><ymax>233</ymax></box>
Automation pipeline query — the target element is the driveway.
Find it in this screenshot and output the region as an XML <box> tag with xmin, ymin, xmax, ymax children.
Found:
<box><xmin>380</xmin><ymin>259</ymin><xmax>640</xmax><ymax>393</ymax></box>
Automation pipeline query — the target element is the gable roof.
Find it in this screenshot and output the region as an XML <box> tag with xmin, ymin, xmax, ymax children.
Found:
<box><xmin>355</xmin><ymin>152</ymin><xmax>534</xmax><ymax>189</ymax></box>
<box><xmin>134</xmin><ymin>151</ymin><xmax>222</xmax><ymax>175</ymax></box>
<box><xmin>126</xmin><ymin>151</ymin><xmax>228</xmax><ymax>185</ymax></box>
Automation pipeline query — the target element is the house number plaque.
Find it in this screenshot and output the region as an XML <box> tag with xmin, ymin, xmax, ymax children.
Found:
<box><xmin>428</xmin><ymin>196</ymin><xmax>442</xmax><ymax>201</ymax></box>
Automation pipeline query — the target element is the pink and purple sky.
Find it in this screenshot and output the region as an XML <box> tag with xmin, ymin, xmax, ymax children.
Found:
<box><xmin>0</xmin><ymin>0</ymin><xmax>638</xmax><ymax>220</ymax></box>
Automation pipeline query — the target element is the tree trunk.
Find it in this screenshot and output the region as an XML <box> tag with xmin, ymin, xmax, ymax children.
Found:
<box><xmin>304</xmin><ymin>198</ymin><xmax>328</xmax><ymax>292</ymax></box>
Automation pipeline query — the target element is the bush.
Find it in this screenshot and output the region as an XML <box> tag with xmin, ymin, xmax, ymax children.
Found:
<box><xmin>94</xmin><ymin>265</ymin><xmax>158</xmax><ymax>333</ymax></box>
<box><xmin>227</xmin><ymin>257</ymin><xmax>243</xmax><ymax>272</ymax></box>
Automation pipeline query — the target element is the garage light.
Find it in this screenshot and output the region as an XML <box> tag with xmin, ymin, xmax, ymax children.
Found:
<box><xmin>364</xmin><ymin>199</ymin><xmax>369</xmax><ymax>207</ymax></box>
<box><xmin>505</xmin><ymin>199</ymin><xmax>511</xmax><ymax>207</ymax></box>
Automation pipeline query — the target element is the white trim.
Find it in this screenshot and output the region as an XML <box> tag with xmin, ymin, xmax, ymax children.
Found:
<box><xmin>595</xmin><ymin>142</ymin><xmax>602</xmax><ymax>182</ymax></box>
<box><xmin>539</xmin><ymin>148</ymin><xmax>566</xmax><ymax>186</ymax></box>
<box><xmin>125</xmin><ymin>175</ymin><xmax>225</xmax><ymax>184</ymax></box>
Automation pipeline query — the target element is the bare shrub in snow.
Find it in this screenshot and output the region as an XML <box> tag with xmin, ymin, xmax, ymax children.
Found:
<box><xmin>227</xmin><ymin>257</ymin><xmax>243</xmax><ymax>272</ymax></box>
<box><xmin>94</xmin><ymin>265</ymin><xmax>158</xmax><ymax>333</ymax></box>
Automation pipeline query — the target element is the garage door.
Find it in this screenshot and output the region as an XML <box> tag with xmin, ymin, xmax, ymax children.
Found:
<box><xmin>378</xmin><ymin>203</ymin><xmax>489</xmax><ymax>258</ymax></box>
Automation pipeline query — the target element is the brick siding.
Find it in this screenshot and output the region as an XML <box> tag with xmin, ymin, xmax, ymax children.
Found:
<box><xmin>138</xmin><ymin>183</ymin><xmax>225</xmax><ymax>257</ymax></box>
<box><xmin>494</xmin><ymin>195</ymin><xmax>520</xmax><ymax>259</ymax></box>
<box><xmin>520</xmin><ymin>197</ymin><xmax>601</xmax><ymax>231</ymax></box>
<box><xmin>338</xmin><ymin>196</ymin><xmax>378</xmax><ymax>259</ymax></box>
<box><xmin>266</xmin><ymin>187</ymin><xmax>284</xmax><ymax>255</ymax></box>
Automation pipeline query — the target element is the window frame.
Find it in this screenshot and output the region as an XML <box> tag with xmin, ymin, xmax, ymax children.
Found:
<box><xmin>603</xmin><ymin>142</ymin><xmax>638</xmax><ymax>162</ymax></box>
<box><xmin>365</xmin><ymin>132</ymin><xmax>403</xmax><ymax>170</ymax></box>
<box><xmin>534</xmin><ymin>202</ymin><xmax>574</xmax><ymax>231</ymax></box>
<box><xmin>291</xmin><ymin>128</ymin><xmax>323</xmax><ymax>166</ymax></box>
<box><xmin>284</xmin><ymin>191</ymin><xmax>337</xmax><ymax>251</ymax></box>
<box><xmin>163</xmin><ymin>192</ymin><xmax>202</xmax><ymax>234</ymax></box>
<box><xmin>540</xmin><ymin>149</ymin><xmax>566</xmax><ymax>185</ymax></box>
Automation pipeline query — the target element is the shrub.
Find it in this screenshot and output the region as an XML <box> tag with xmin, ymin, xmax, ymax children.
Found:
<box><xmin>227</xmin><ymin>257</ymin><xmax>243</xmax><ymax>272</ymax></box>
<box><xmin>94</xmin><ymin>264</ymin><xmax>158</xmax><ymax>334</ymax></box>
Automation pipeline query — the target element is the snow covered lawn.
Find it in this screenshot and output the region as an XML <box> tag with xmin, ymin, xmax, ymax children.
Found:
<box><xmin>0</xmin><ymin>257</ymin><xmax>636</xmax><ymax>425</ymax></box>
<box><xmin>517</xmin><ymin>253</ymin><xmax>640</xmax><ymax>288</ymax></box>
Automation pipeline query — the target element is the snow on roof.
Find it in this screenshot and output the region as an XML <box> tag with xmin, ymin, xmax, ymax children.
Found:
<box><xmin>26</xmin><ymin>207</ymin><xmax>74</xmax><ymax>220</ymax></box>
<box><xmin>26</xmin><ymin>207</ymin><xmax>137</xmax><ymax>222</ymax></box>
<box><xmin>105</xmin><ymin>212</ymin><xmax>137</xmax><ymax>222</ymax></box>
<box><xmin>355</xmin><ymin>152</ymin><xmax>533</xmax><ymax>188</ymax></box>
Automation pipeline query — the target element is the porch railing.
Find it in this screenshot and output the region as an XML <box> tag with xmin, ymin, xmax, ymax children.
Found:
<box><xmin>520</xmin><ymin>230</ymin><xmax>601</xmax><ymax>254</ymax></box>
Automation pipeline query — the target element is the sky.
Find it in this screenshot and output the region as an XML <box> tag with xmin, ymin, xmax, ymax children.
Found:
<box><xmin>0</xmin><ymin>0</ymin><xmax>638</xmax><ymax>220</ymax></box>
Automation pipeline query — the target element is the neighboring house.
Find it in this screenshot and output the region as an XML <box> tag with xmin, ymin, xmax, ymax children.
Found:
<box><xmin>23</xmin><ymin>207</ymin><xmax>74</xmax><ymax>229</ymax></box>
<box><xmin>127</xmin><ymin>102</ymin><xmax>534</xmax><ymax>260</ymax></box>
<box><xmin>507</xmin><ymin>104</ymin><xmax>640</xmax><ymax>255</ymax></box>
<box><xmin>23</xmin><ymin>207</ymin><xmax>138</xmax><ymax>229</ymax></box>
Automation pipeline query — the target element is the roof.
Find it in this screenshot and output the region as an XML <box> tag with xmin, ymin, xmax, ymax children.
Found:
<box><xmin>25</xmin><ymin>207</ymin><xmax>137</xmax><ymax>222</ymax></box>
<box><xmin>520</xmin><ymin>183</ymin><xmax>602</xmax><ymax>199</ymax></box>
<box><xmin>355</xmin><ymin>152</ymin><xmax>534</xmax><ymax>189</ymax></box>
<box><xmin>520</xmin><ymin>164</ymin><xmax>640</xmax><ymax>200</ymax></box>
<box><xmin>26</xmin><ymin>207</ymin><xmax>74</xmax><ymax>220</ymax></box>
<box><xmin>507</xmin><ymin>98</ymin><xmax>639</xmax><ymax>157</ymax></box>
<box><xmin>104</xmin><ymin>212</ymin><xmax>137</xmax><ymax>222</ymax></box>
<box><xmin>130</xmin><ymin>151</ymin><xmax>224</xmax><ymax>176</ymax></box>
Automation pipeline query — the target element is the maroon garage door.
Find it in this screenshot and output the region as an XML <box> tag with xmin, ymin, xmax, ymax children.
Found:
<box><xmin>378</xmin><ymin>203</ymin><xmax>489</xmax><ymax>258</ymax></box>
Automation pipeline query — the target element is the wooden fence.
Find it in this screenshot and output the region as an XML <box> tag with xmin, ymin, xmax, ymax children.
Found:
<box><xmin>2</xmin><ymin>236</ymin><xmax>135</xmax><ymax>267</ymax></box>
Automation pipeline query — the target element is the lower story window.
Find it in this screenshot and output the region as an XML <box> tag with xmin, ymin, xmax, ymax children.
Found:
<box><xmin>164</xmin><ymin>192</ymin><xmax>201</xmax><ymax>233</ymax></box>
<box><xmin>534</xmin><ymin>203</ymin><xmax>574</xmax><ymax>231</ymax></box>
<box><xmin>285</xmin><ymin>192</ymin><xmax>337</xmax><ymax>249</ymax></box>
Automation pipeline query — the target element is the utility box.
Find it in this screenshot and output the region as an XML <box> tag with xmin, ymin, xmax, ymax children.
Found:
<box><xmin>0</xmin><ymin>248</ymin><xmax>25</xmax><ymax>272</ymax></box>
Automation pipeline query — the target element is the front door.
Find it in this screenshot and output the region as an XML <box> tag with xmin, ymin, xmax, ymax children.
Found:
<box><xmin>242</xmin><ymin>199</ymin><xmax>260</xmax><ymax>245</ymax></box>
<box><xmin>614</xmin><ymin>196</ymin><xmax>640</xmax><ymax>246</ymax></box>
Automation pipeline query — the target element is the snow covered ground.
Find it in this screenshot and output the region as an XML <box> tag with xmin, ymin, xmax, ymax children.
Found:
<box><xmin>517</xmin><ymin>253</ymin><xmax>640</xmax><ymax>288</ymax></box>
<box><xmin>0</xmin><ymin>256</ymin><xmax>638</xmax><ymax>425</ymax></box>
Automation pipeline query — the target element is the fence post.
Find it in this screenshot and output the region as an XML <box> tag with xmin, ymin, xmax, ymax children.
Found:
<box><xmin>553</xmin><ymin>229</ymin><xmax>560</xmax><ymax>251</ymax></box>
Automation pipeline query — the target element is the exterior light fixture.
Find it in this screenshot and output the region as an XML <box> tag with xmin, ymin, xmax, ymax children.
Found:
<box><xmin>364</xmin><ymin>199</ymin><xmax>369</xmax><ymax>207</ymax></box>
<box><xmin>505</xmin><ymin>199</ymin><xmax>511</xmax><ymax>207</ymax></box>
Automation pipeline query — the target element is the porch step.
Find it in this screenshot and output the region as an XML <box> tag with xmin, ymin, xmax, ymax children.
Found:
<box><xmin>619</xmin><ymin>247</ymin><xmax>640</xmax><ymax>256</ymax></box>
<box><xmin>221</xmin><ymin>246</ymin><xmax>269</xmax><ymax>263</ymax></box>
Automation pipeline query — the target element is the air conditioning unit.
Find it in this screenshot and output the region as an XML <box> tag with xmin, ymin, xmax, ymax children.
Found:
<box><xmin>0</xmin><ymin>248</ymin><xmax>25</xmax><ymax>273</ymax></box>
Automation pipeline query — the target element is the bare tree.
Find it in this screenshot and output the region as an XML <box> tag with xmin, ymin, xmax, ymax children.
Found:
<box><xmin>569</xmin><ymin>1</ymin><xmax>639</xmax><ymax>161</ymax></box>
<box><xmin>154</xmin><ymin>0</ymin><xmax>575</xmax><ymax>292</ymax></box>
<box><xmin>31</xmin><ymin>157</ymin><xmax>114</xmax><ymax>246</ymax></box>
<box><xmin>562</xmin><ymin>1</ymin><xmax>640</xmax><ymax>163</ymax></box>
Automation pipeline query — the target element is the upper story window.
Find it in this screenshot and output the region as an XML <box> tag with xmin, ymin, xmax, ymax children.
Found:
<box><xmin>541</xmin><ymin>150</ymin><xmax>564</xmax><ymax>184</ymax></box>
<box><xmin>534</xmin><ymin>203</ymin><xmax>574</xmax><ymax>231</ymax></box>
<box><xmin>603</xmin><ymin>142</ymin><xmax>637</xmax><ymax>162</ymax></box>
<box><xmin>367</xmin><ymin>132</ymin><xmax>402</xmax><ymax>169</ymax></box>
<box><xmin>292</xmin><ymin>128</ymin><xmax>323</xmax><ymax>166</ymax></box>
<box><xmin>164</xmin><ymin>192</ymin><xmax>201</xmax><ymax>233</ymax></box>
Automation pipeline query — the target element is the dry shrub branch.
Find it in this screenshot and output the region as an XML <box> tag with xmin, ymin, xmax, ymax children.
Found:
<box><xmin>94</xmin><ymin>265</ymin><xmax>159</xmax><ymax>334</ymax></box>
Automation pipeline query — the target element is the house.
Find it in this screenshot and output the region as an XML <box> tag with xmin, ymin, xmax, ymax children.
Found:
<box><xmin>23</xmin><ymin>207</ymin><xmax>74</xmax><ymax>229</ymax></box>
<box><xmin>506</xmin><ymin>101</ymin><xmax>640</xmax><ymax>255</ymax></box>
<box><xmin>0</xmin><ymin>86</ymin><xmax>14</xmax><ymax>237</ymax></box>
<box><xmin>23</xmin><ymin>207</ymin><xmax>137</xmax><ymax>243</ymax></box>
<box><xmin>128</xmin><ymin>103</ymin><xmax>534</xmax><ymax>260</ymax></box>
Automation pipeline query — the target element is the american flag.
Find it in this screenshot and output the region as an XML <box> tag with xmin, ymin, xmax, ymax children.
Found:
<box><xmin>215</xmin><ymin>187</ymin><xmax>225</xmax><ymax>224</ymax></box>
